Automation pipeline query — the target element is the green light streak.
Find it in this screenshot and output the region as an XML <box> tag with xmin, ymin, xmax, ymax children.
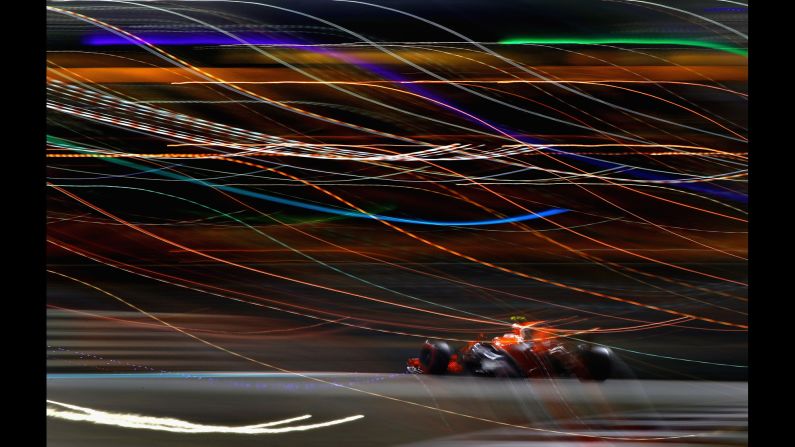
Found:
<box><xmin>499</xmin><ymin>37</ymin><xmax>747</xmax><ymax>57</ymax></box>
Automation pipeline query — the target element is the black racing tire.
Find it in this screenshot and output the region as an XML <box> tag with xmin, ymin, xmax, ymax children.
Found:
<box><xmin>419</xmin><ymin>340</ymin><xmax>453</xmax><ymax>374</ymax></box>
<box><xmin>576</xmin><ymin>345</ymin><xmax>613</xmax><ymax>382</ymax></box>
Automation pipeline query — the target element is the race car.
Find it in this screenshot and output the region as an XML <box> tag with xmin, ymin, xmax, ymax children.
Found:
<box><xmin>406</xmin><ymin>321</ymin><xmax>614</xmax><ymax>381</ymax></box>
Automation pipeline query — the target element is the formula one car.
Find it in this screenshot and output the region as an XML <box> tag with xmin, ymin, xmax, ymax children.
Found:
<box><xmin>406</xmin><ymin>322</ymin><xmax>614</xmax><ymax>381</ymax></box>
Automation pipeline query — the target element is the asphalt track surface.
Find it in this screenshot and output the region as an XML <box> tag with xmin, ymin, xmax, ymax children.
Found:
<box><xmin>47</xmin><ymin>374</ymin><xmax>747</xmax><ymax>446</ymax></box>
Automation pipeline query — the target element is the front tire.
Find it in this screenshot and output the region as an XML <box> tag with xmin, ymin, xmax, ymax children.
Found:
<box><xmin>419</xmin><ymin>340</ymin><xmax>453</xmax><ymax>374</ymax></box>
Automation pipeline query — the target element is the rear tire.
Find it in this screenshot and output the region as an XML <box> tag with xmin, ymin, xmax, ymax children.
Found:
<box><xmin>419</xmin><ymin>340</ymin><xmax>453</xmax><ymax>374</ymax></box>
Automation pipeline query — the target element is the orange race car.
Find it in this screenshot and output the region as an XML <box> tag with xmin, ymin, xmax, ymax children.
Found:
<box><xmin>406</xmin><ymin>322</ymin><xmax>614</xmax><ymax>381</ymax></box>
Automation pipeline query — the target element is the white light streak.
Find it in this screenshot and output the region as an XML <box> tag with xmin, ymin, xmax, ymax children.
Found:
<box><xmin>47</xmin><ymin>400</ymin><xmax>364</xmax><ymax>434</ymax></box>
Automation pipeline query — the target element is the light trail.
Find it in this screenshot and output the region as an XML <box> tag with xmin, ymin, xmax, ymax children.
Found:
<box><xmin>499</xmin><ymin>37</ymin><xmax>747</xmax><ymax>57</ymax></box>
<box><xmin>48</xmin><ymin>180</ymin><xmax>747</xmax><ymax>329</ymax></box>
<box><xmin>46</xmin><ymin>0</ymin><xmax>748</xmax><ymax>404</ymax></box>
<box><xmin>47</xmin><ymin>400</ymin><xmax>364</xmax><ymax>434</ymax></box>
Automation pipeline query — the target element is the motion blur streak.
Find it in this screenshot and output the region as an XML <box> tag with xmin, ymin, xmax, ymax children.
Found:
<box><xmin>47</xmin><ymin>400</ymin><xmax>365</xmax><ymax>434</ymax></box>
<box><xmin>499</xmin><ymin>38</ymin><xmax>747</xmax><ymax>57</ymax></box>
<box><xmin>49</xmin><ymin>181</ymin><xmax>747</xmax><ymax>328</ymax></box>
<box><xmin>46</xmin><ymin>269</ymin><xmax>709</xmax><ymax>442</ymax></box>
<box><xmin>48</xmin><ymin>1</ymin><xmax>747</xmax><ymax>445</ymax></box>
